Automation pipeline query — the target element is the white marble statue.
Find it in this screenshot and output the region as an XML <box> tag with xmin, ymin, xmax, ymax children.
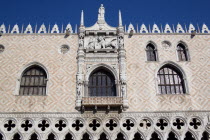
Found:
<box><xmin>98</xmin><ymin>4</ymin><xmax>105</xmax><ymax>20</ymax></box>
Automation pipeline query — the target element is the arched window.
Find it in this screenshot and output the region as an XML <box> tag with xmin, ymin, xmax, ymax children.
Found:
<box><xmin>150</xmin><ymin>132</ymin><xmax>161</xmax><ymax>140</ymax></box>
<box><xmin>47</xmin><ymin>133</ymin><xmax>56</xmax><ymax>140</ymax></box>
<box><xmin>146</xmin><ymin>43</ymin><xmax>157</xmax><ymax>61</ymax></box>
<box><xmin>133</xmin><ymin>133</ymin><xmax>144</xmax><ymax>140</ymax></box>
<box><xmin>157</xmin><ymin>64</ymin><xmax>186</xmax><ymax>94</ymax></box>
<box><xmin>167</xmin><ymin>132</ymin><xmax>178</xmax><ymax>140</ymax></box>
<box><xmin>184</xmin><ymin>131</ymin><xmax>195</xmax><ymax>140</ymax></box>
<box><xmin>29</xmin><ymin>133</ymin><xmax>38</xmax><ymax>140</ymax></box>
<box><xmin>99</xmin><ymin>133</ymin><xmax>108</xmax><ymax>140</ymax></box>
<box><xmin>64</xmin><ymin>133</ymin><xmax>73</xmax><ymax>140</ymax></box>
<box><xmin>19</xmin><ymin>65</ymin><xmax>47</xmax><ymax>95</ymax></box>
<box><xmin>88</xmin><ymin>68</ymin><xmax>116</xmax><ymax>96</ymax></box>
<box><xmin>116</xmin><ymin>133</ymin><xmax>126</xmax><ymax>140</ymax></box>
<box><xmin>81</xmin><ymin>133</ymin><xmax>91</xmax><ymax>140</ymax></box>
<box><xmin>177</xmin><ymin>43</ymin><xmax>189</xmax><ymax>61</ymax></box>
<box><xmin>12</xmin><ymin>133</ymin><xmax>21</xmax><ymax>140</ymax></box>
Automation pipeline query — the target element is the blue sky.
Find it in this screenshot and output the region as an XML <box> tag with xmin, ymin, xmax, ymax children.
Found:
<box><xmin>0</xmin><ymin>0</ymin><xmax>209</xmax><ymax>30</ymax></box>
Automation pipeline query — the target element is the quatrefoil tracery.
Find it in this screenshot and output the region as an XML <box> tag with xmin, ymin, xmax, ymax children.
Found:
<box><xmin>156</xmin><ymin>119</ymin><xmax>168</xmax><ymax>130</ymax></box>
<box><xmin>55</xmin><ymin>120</ymin><xmax>67</xmax><ymax>131</ymax></box>
<box><xmin>89</xmin><ymin>119</ymin><xmax>101</xmax><ymax>131</ymax></box>
<box><xmin>189</xmin><ymin>118</ymin><xmax>201</xmax><ymax>130</ymax></box>
<box><xmin>4</xmin><ymin>120</ymin><xmax>16</xmax><ymax>131</ymax></box>
<box><xmin>72</xmin><ymin>120</ymin><xmax>84</xmax><ymax>131</ymax></box>
<box><xmin>21</xmin><ymin>120</ymin><xmax>33</xmax><ymax>131</ymax></box>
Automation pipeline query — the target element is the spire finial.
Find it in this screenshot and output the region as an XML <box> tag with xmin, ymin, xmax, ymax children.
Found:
<box><xmin>119</xmin><ymin>10</ymin><xmax>122</xmax><ymax>26</ymax></box>
<box><xmin>80</xmin><ymin>10</ymin><xmax>84</xmax><ymax>26</ymax></box>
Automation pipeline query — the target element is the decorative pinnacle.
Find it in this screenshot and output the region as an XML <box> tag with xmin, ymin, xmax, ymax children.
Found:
<box><xmin>119</xmin><ymin>10</ymin><xmax>122</xmax><ymax>26</ymax></box>
<box><xmin>80</xmin><ymin>10</ymin><xmax>84</xmax><ymax>26</ymax></box>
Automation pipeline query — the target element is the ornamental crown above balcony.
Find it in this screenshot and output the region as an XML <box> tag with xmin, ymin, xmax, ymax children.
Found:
<box><xmin>76</xmin><ymin>5</ymin><xmax>127</xmax><ymax>112</ymax></box>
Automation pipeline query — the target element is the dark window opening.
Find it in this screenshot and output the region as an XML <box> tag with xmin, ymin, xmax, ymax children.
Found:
<box><xmin>88</xmin><ymin>69</ymin><xmax>116</xmax><ymax>96</ymax></box>
<box><xmin>146</xmin><ymin>43</ymin><xmax>157</xmax><ymax>61</ymax></box>
<box><xmin>19</xmin><ymin>65</ymin><xmax>47</xmax><ymax>95</ymax></box>
<box><xmin>116</xmin><ymin>133</ymin><xmax>125</xmax><ymax>140</ymax></box>
<box><xmin>47</xmin><ymin>133</ymin><xmax>56</xmax><ymax>140</ymax></box>
<box><xmin>12</xmin><ymin>133</ymin><xmax>21</xmax><ymax>140</ymax></box>
<box><xmin>29</xmin><ymin>133</ymin><xmax>38</xmax><ymax>140</ymax></box>
<box><xmin>177</xmin><ymin>43</ymin><xmax>188</xmax><ymax>61</ymax></box>
<box><xmin>184</xmin><ymin>132</ymin><xmax>195</xmax><ymax>140</ymax></box>
<box><xmin>82</xmin><ymin>133</ymin><xmax>91</xmax><ymax>140</ymax></box>
<box><xmin>157</xmin><ymin>64</ymin><xmax>186</xmax><ymax>94</ymax></box>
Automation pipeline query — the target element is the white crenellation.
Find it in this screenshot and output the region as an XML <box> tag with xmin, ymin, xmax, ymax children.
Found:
<box><xmin>51</xmin><ymin>24</ymin><xmax>59</xmax><ymax>33</ymax></box>
<box><xmin>127</xmin><ymin>23</ymin><xmax>136</xmax><ymax>33</ymax></box>
<box><xmin>24</xmin><ymin>24</ymin><xmax>33</xmax><ymax>34</ymax></box>
<box><xmin>140</xmin><ymin>24</ymin><xmax>148</xmax><ymax>33</ymax></box>
<box><xmin>202</xmin><ymin>24</ymin><xmax>210</xmax><ymax>33</ymax></box>
<box><xmin>38</xmin><ymin>24</ymin><xmax>47</xmax><ymax>33</ymax></box>
<box><xmin>188</xmin><ymin>24</ymin><xmax>196</xmax><ymax>33</ymax></box>
<box><xmin>164</xmin><ymin>24</ymin><xmax>173</xmax><ymax>33</ymax></box>
<box><xmin>152</xmin><ymin>24</ymin><xmax>160</xmax><ymax>33</ymax></box>
<box><xmin>11</xmin><ymin>24</ymin><xmax>19</xmax><ymax>34</ymax></box>
<box><xmin>65</xmin><ymin>23</ymin><xmax>73</xmax><ymax>33</ymax></box>
<box><xmin>176</xmin><ymin>23</ymin><xmax>185</xmax><ymax>33</ymax></box>
<box><xmin>0</xmin><ymin>24</ymin><xmax>6</xmax><ymax>33</ymax></box>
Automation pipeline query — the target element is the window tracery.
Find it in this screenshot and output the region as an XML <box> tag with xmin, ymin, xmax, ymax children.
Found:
<box><xmin>19</xmin><ymin>65</ymin><xmax>47</xmax><ymax>95</ymax></box>
<box><xmin>157</xmin><ymin>64</ymin><xmax>186</xmax><ymax>94</ymax></box>
<box><xmin>177</xmin><ymin>43</ymin><xmax>189</xmax><ymax>61</ymax></box>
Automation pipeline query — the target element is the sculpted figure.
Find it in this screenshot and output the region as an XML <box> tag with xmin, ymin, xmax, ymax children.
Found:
<box><xmin>98</xmin><ymin>36</ymin><xmax>106</xmax><ymax>49</ymax></box>
<box><xmin>98</xmin><ymin>4</ymin><xmax>105</xmax><ymax>20</ymax></box>
<box><xmin>88</xmin><ymin>37</ymin><xmax>95</xmax><ymax>49</ymax></box>
<box><xmin>77</xmin><ymin>83</ymin><xmax>82</xmax><ymax>97</ymax></box>
<box><xmin>121</xmin><ymin>85</ymin><xmax>126</xmax><ymax>97</ymax></box>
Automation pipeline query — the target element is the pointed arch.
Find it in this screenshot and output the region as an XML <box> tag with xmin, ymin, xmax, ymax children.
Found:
<box><xmin>133</xmin><ymin>132</ymin><xmax>144</xmax><ymax>140</ymax></box>
<box><xmin>81</xmin><ymin>133</ymin><xmax>91</xmax><ymax>140</ymax></box>
<box><xmin>29</xmin><ymin>133</ymin><xmax>39</xmax><ymax>140</ymax></box>
<box><xmin>201</xmin><ymin>131</ymin><xmax>209</xmax><ymax>140</ymax></box>
<box><xmin>184</xmin><ymin>131</ymin><xmax>196</xmax><ymax>140</ymax></box>
<box><xmin>15</xmin><ymin>62</ymin><xmax>49</xmax><ymax>95</ymax></box>
<box><xmin>86</xmin><ymin>64</ymin><xmax>118</xmax><ymax>97</ymax></box>
<box><xmin>98</xmin><ymin>132</ymin><xmax>109</xmax><ymax>140</ymax></box>
<box><xmin>115</xmin><ymin>132</ymin><xmax>126</xmax><ymax>140</ymax></box>
<box><xmin>155</xmin><ymin>61</ymin><xmax>188</xmax><ymax>94</ymax></box>
<box><xmin>12</xmin><ymin>133</ymin><xmax>22</xmax><ymax>140</ymax></box>
<box><xmin>150</xmin><ymin>132</ymin><xmax>161</xmax><ymax>140</ymax></box>
<box><xmin>46</xmin><ymin>133</ymin><xmax>57</xmax><ymax>140</ymax></box>
<box><xmin>145</xmin><ymin>41</ymin><xmax>158</xmax><ymax>61</ymax></box>
<box><xmin>167</xmin><ymin>131</ymin><xmax>179</xmax><ymax>140</ymax></box>
<box><xmin>176</xmin><ymin>41</ymin><xmax>190</xmax><ymax>61</ymax></box>
<box><xmin>64</xmin><ymin>132</ymin><xmax>73</xmax><ymax>140</ymax></box>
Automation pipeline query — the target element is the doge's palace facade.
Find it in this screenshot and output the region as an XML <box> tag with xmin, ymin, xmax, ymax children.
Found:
<box><xmin>0</xmin><ymin>4</ymin><xmax>209</xmax><ymax>140</ymax></box>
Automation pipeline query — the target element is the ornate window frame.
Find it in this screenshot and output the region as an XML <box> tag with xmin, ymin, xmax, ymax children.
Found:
<box><xmin>176</xmin><ymin>41</ymin><xmax>190</xmax><ymax>62</ymax></box>
<box><xmin>85</xmin><ymin>63</ymin><xmax>119</xmax><ymax>97</ymax></box>
<box><xmin>145</xmin><ymin>41</ymin><xmax>159</xmax><ymax>62</ymax></box>
<box><xmin>14</xmin><ymin>62</ymin><xmax>49</xmax><ymax>96</ymax></box>
<box><xmin>155</xmin><ymin>61</ymin><xmax>189</xmax><ymax>95</ymax></box>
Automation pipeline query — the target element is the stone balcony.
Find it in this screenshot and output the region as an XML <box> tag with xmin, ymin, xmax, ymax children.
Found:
<box><xmin>81</xmin><ymin>97</ymin><xmax>124</xmax><ymax>111</ymax></box>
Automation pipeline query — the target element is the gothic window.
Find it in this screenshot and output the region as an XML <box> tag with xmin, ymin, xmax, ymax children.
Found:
<box><xmin>201</xmin><ymin>131</ymin><xmax>209</xmax><ymax>140</ymax></box>
<box><xmin>81</xmin><ymin>133</ymin><xmax>91</xmax><ymax>140</ymax></box>
<box><xmin>150</xmin><ymin>132</ymin><xmax>161</xmax><ymax>140</ymax></box>
<box><xmin>47</xmin><ymin>133</ymin><xmax>56</xmax><ymax>140</ymax></box>
<box><xmin>12</xmin><ymin>133</ymin><xmax>21</xmax><ymax>140</ymax></box>
<box><xmin>88</xmin><ymin>68</ymin><xmax>116</xmax><ymax>96</ymax></box>
<box><xmin>157</xmin><ymin>64</ymin><xmax>186</xmax><ymax>94</ymax></box>
<box><xmin>133</xmin><ymin>133</ymin><xmax>144</xmax><ymax>140</ymax></box>
<box><xmin>184</xmin><ymin>132</ymin><xmax>195</xmax><ymax>140</ymax></box>
<box><xmin>29</xmin><ymin>133</ymin><xmax>38</xmax><ymax>140</ymax></box>
<box><xmin>19</xmin><ymin>65</ymin><xmax>47</xmax><ymax>95</ymax></box>
<box><xmin>99</xmin><ymin>133</ymin><xmax>109</xmax><ymax>140</ymax></box>
<box><xmin>64</xmin><ymin>133</ymin><xmax>73</xmax><ymax>140</ymax></box>
<box><xmin>167</xmin><ymin>132</ymin><xmax>178</xmax><ymax>140</ymax></box>
<box><xmin>116</xmin><ymin>133</ymin><xmax>126</xmax><ymax>140</ymax></box>
<box><xmin>146</xmin><ymin>43</ymin><xmax>157</xmax><ymax>61</ymax></box>
<box><xmin>177</xmin><ymin>43</ymin><xmax>189</xmax><ymax>61</ymax></box>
